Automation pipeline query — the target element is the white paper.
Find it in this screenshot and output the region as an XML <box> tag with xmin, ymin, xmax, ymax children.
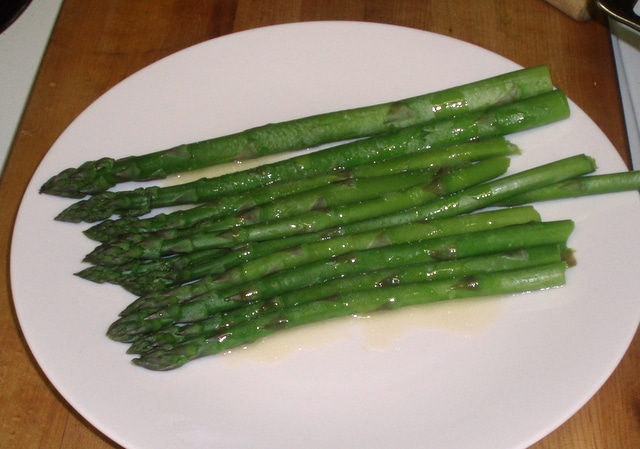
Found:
<box><xmin>0</xmin><ymin>0</ymin><xmax>63</xmax><ymax>174</ymax></box>
<box><xmin>610</xmin><ymin>19</ymin><xmax>640</xmax><ymax>169</ymax></box>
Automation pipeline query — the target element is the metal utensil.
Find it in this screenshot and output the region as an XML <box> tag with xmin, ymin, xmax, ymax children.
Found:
<box><xmin>597</xmin><ymin>0</ymin><xmax>640</xmax><ymax>32</ymax></box>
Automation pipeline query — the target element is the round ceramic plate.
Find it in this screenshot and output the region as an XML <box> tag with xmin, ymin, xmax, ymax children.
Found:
<box><xmin>11</xmin><ymin>21</ymin><xmax>640</xmax><ymax>449</ymax></box>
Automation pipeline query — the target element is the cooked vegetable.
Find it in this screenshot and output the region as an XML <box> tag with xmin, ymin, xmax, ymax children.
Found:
<box><xmin>53</xmin><ymin>89</ymin><xmax>570</xmax><ymax>223</ymax></box>
<box><xmin>332</xmin><ymin>154</ymin><xmax>596</xmax><ymax>234</ymax></box>
<box><xmin>40</xmin><ymin>65</ymin><xmax>553</xmax><ymax>198</ymax></box>
<box><xmin>40</xmin><ymin>65</ymin><xmax>640</xmax><ymax>371</ymax></box>
<box><xmin>83</xmin><ymin>137</ymin><xmax>519</xmax><ymax>243</ymax></box>
<box><xmin>98</xmin><ymin>169</ymin><xmax>444</xmax><ymax>240</ymax></box>
<box><xmin>84</xmin><ymin>157</ymin><xmax>511</xmax><ymax>266</ymax></box>
<box><xmin>74</xmin><ymin>247</ymin><xmax>229</xmax><ymax>295</ymax></box>
<box><xmin>125</xmin><ymin>245</ymin><xmax>566</xmax><ymax>355</ymax></box>
<box><xmin>107</xmin><ymin>219</ymin><xmax>574</xmax><ymax>342</ymax></box>
<box><xmin>496</xmin><ymin>171</ymin><xmax>640</xmax><ymax>205</ymax></box>
<box><xmin>115</xmin><ymin>206</ymin><xmax>542</xmax><ymax>312</ymax></box>
<box><xmin>132</xmin><ymin>262</ymin><xmax>569</xmax><ymax>371</ymax></box>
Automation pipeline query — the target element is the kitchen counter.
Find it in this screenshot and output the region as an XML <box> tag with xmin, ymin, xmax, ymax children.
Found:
<box><xmin>1</xmin><ymin>1</ymin><xmax>638</xmax><ymax>448</ymax></box>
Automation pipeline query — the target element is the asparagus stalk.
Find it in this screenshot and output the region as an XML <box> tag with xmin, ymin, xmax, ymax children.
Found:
<box><xmin>340</xmin><ymin>154</ymin><xmax>596</xmax><ymax>234</ymax></box>
<box><xmin>107</xmin><ymin>219</ymin><xmax>573</xmax><ymax>341</ymax></box>
<box><xmin>88</xmin><ymin>159</ymin><xmax>614</xmax><ymax>296</ymax></box>
<box><xmin>84</xmin><ymin>162</ymin><xmax>636</xmax><ymax>296</ymax></box>
<box><xmin>346</xmin><ymin>136</ymin><xmax>519</xmax><ymax>177</ymax></box>
<box><xmin>496</xmin><ymin>170</ymin><xmax>640</xmax><ymax>205</ymax></box>
<box><xmin>84</xmin><ymin>136</ymin><xmax>520</xmax><ymax>243</ymax></box>
<box><xmin>78</xmin><ymin>231</ymin><xmax>334</xmax><ymax>295</ymax></box>
<box><xmin>87</xmin><ymin>152</ymin><xmax>595</xmax><ymax>266</ymax></box>
<box><xmin>132</xmin><ymin>262</ymin><xmax>568</xmax><ymax>370</ymax></box>
<box><xmin>106</xmin><ymin>168</ymin><xmax>445</xmax><ymax>241</ymax></box>
<box><xmin>115</xmin><ymin>206</ymin><xmax>542</xmax><ymax>315</ymax></box>
<box><xmin>91</xmin><ymin>208</ymin><xmax>411</xmax><ymax>296</ymax></box>
<box><xmin>54</xmin><ymin>89</ymin><xmax>570</xmax><ymax>223</ymax></box>
<box><xmin>75</xmin><ymin>247</ymin><xmax>228</xmax><ymax>294</ymax></box>
<box><xmin>41</xmin><ymin>66</ymin><xmax>553</xmax><ymax>198</ymax></box>
<box><xmin>125</xmin><ymin>244</ymin><xmax>566</xmax><ymax>354</ymax></box>
<box><xmin>84</xmin><ymin>157</ymin><xmax>511</xmax><ymax>266</ymax></box>
<box><xmin>83</xmin><ymin>171</ymin><xmax>354</xmax><ymax>242</ymax></box>
<box><xmin>80</xmin><ymin>153</ymin><xmax>596</xmax><ymax>295</ymax></box>
<box><xmin>78</xmin><ymin>168</ymin><xmax>451</xmax><ymax>294</ymax></box>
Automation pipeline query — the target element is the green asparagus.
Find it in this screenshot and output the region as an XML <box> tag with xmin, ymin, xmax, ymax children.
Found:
<box><xmin>340</xmin><ymin>154</ymin><xmax>596</xmax><ymax>234</ymax></box>
<box><xmin>105</xmin><ymin>168</ymin><xmax>445</xmax><ymax>241</ymax></box>
<box><xmin>83</xmin><ymin>137</ymin><xmax>520</xmax><ymax>243</ymax></box>
<box><xmin>88</xmin><ymin>152</ymin><xmax>595</xmax><ymax>267</ymax></box>
<box><xmin>75</xmin><ymin>247</ymin><xmax>228</xmax><ymax>295</ymax></box>
<box><xmin>126</xmin><ymin>244</ymin><xmax>566</xmax><ymax>354</ymax></box>
<box><xmin>37</xmin><ymin>63</ymin><xmax>640</xmax><ymax>373</ymax></box>
<box><xmin>83</xmin><ymin>171</ymin><xmax>353</xmax><ymax>242</ymax></box>
<box><xmin>107</xmin><ymin>219</ymin><xmax>573</xmax><ymax>341</ymax></box>
<box><xmin>86</xmin><ymin>162</ymin><xmax>628</xmax><ymax>297</ymax></box>
<box><xmin>54</xmin><ymin>89</ymin><xmax>569</xmax><ymax>223</ymax></box>
<box><xmin>84</xmin><ymin>157</ymin><xmax>511</xmax><ymax>266</ymax></box>
<box><xmin>132</xmin><ymin>262</ymin><xmax>568</xmax><ymax>370</ymax></box>
<box><xmin>81</xmin><ymin>160</ymin><xmax>638</xmax><ymax>297</ymax></box>
<box><xmin>496</xmin><ymin>170</ymin><xmax>640</xmax><ymax>205</ymax></box>
<box><xmin>116</xmin><ymin>206</ymin><xmax>542</xmax><ymax>313</ymax></box>
<box><xmin>41</xmin><ymin>66</ymin><xmax>553</xmax><ymax>198</ymax></box>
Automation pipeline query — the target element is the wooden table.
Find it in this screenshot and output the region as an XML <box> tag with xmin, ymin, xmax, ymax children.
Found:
<box><xmin>1</xmin><ymin>1</ymin><xmax>638</xmax><ymax>448</ymax></box>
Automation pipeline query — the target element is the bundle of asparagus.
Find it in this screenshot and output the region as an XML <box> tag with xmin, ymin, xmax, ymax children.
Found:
<box><xmin>40</xmin><ymin>66</ymin><xmax>640</xmax><ymax>370</ymax></box>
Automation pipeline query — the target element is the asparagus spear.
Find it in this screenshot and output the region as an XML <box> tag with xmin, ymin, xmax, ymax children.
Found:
<box><xmin>84</xmin><ymin>157</ymin><xmax>511</xmax><ymax>266</ymax></box>
<box><xmin>79</xmin><ymin>230</ymin><xmax>334</xmax><ymax>295</ymax></box>
<box><xmin>88</xmin><ymin>152</ymin><xmax>595</xmax><ymax>266</ymax></box>
<box><xmin>83</xmin><ymin>171</ymin><xmax>353</xmax><ymax>242</ymax></box>
<box><xmin>115</xmin><ymin>206</ymin><xmax>542</xmax><ymax>314</ymax></box>
<box><xmin>132</xmin><ymin>262</ymin><xmax>568</xmax><ymax>370</ymax></box>
<box><xmin>78</xmin><ymin>168</ymin><xmax>450</xmax><ymax>293</ymax></box>
<box><xmin>339</xmin><ymin>154</ymin><xmax>596</xmax><ymax>234</ymax></box>
<box><xmin>54</xmin><ymin>89</ymin><xmax>570</xmax><ymax>223</ymax></box>
<box><xmin>104</xmin><ymin>168</ymin><xmax>445</xmax><ymax>241</ymax></box>
<box><xmin>125</xmin><ymin>244</ymin><xmax>566</xmax><ymax>354</ymax></box>
<box><xmin>75</xmin><ymin>247</ymin><xmax>228</xmax><ymax>295</ymax></box>
<box><xmin>84</xmin><ymin>136</ymin><xmax>519</xmax><ymax>243</ymax></box>
<box><xmin>114</xmin><ymin>206</ymin><xmax>541</xmax><ymax>314</ymax></box>
<box><xmin>496</xmin><ymin>170</ymin><xmax>640</xmax><ymax>205</ymax></box>
<box><xmin>80</xmin><ymin>152</ymin><xmax>596</xmax><ymax>296</ymax></box>
<box><xmin>346</xmin><ymin>136</ymin><xmax>519</xmax><ymax>177</ymax></box>
<box><xmin>81</xmin><ymin>165</ymin><xmax>640</xmax><ymax>296</ymax></box>
<box><xmin>94</xmin><ymin>160</ymin><xmax>633</xmax><ymax>297</ymax></box>
<box><xmin>41</xmin><ymin>66</ymin><xmax>553</xmax><ymax>198</ymax></box>
<box><xmin>107</xmin><ymin>219</ymin><xmax>573</xmax><ymax>341</ymax></box>
<box><xmin>88</xmin><ymin>160</ymin><xmax>618</xmax><ymax>296</ymax></box>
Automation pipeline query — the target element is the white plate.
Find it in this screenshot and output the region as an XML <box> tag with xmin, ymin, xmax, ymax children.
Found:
<box><xmin>11</xmin><ymin>21</ymin><xmax>640</xmax><ymax>449</ymax></box>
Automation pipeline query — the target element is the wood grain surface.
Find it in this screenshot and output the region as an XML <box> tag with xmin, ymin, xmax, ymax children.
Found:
<box><xmin>1</xmin><ymin>1</ymin><xmax>638</xmax><ymax>448</ymax></box>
